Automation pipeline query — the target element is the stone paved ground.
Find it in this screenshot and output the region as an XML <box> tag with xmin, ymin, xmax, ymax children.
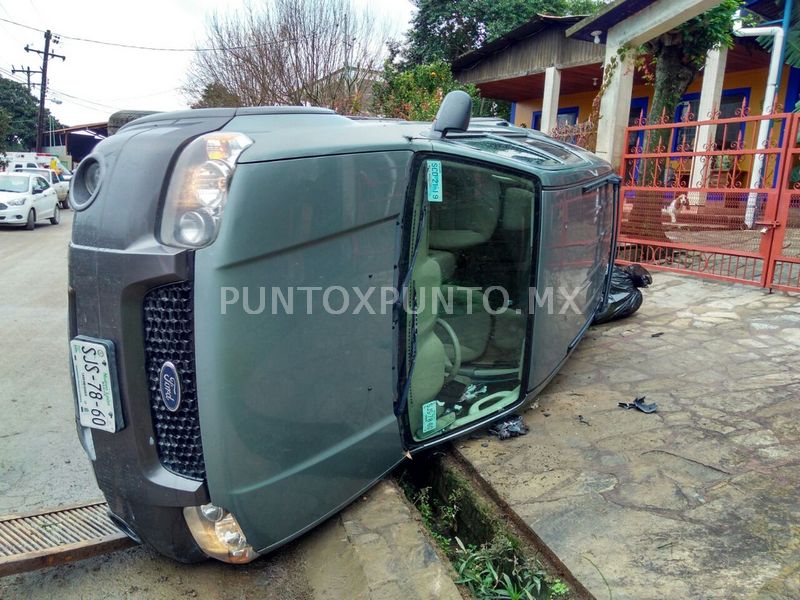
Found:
<box><xmin>456</xmin><ymin>272</ymin><xmax>800</xmax><ymax>600</ymax></box>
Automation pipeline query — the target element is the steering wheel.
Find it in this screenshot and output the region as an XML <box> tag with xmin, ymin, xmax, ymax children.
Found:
<box><xmin>435</xmin><ymin>318</ymin><xmax>462</xmax><ymax>383</ymax></box>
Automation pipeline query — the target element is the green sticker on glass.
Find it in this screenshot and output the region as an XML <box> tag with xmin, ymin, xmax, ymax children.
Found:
<box><xmin>422</xmin><ymin>401</ymin><xmax>438</xmax><ymax>434</ymax></box>
<box><xmin>427</xmin><ymin>160</ymin><xmax>443</xmax><ymax>202</ymax></box>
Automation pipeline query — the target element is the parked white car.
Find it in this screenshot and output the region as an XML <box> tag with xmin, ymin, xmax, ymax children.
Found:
<box><xmin>0</xmin><ymin>173</ymin><xmax>61</xmax><ymax>229</ymax></box>
<box><xmin>14</xmin><ymin>168</ymin><xmax>70</xmax><ymax>208</ymax></box>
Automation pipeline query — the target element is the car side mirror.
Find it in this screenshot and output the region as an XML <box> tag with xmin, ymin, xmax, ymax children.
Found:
<box><xmin>32</xmin><ymin>188</ymin><xmax>42</xmax><ymax>195</ymax></box>
<box><xmin>430</xmin><ymin>90</ymin><xmax>472</xmax><ymax>139</ymax></box>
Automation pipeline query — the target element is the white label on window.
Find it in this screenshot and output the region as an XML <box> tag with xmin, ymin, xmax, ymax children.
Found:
<box><xmin>427</xmin><ymin>160</ymin><xmax>443</xmax><ymax>203</ymax></box>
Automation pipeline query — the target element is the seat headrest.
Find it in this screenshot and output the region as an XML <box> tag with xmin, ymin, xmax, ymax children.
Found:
<box><xmin>501</xmin><ymin>188</ymin><xmax>533</xmax><ymax>231</ymax></box>
<box><xmin>429</xmin><ymin>168</ymin><xmax>501</xmax><ymax>249</ymax></box>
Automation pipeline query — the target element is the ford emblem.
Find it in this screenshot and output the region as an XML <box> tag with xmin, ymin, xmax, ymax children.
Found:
<box><xmin>159</xmin><ymin>361</ymin><xmax>181</xmax><ymax>412</ymax></box>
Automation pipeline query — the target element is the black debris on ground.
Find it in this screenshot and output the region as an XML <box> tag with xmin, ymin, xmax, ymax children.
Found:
<box><xmin>618</xmin><ymin>396</ymin><xmax>658</xmax><ymax>414</ymax></box>
<box><xmin>488</xmin><ymin>415</ymin><xmax>529</xmax><ymax>440</ymax></box>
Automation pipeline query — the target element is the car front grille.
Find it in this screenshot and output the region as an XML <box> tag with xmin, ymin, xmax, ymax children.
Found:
<box><xmin>143</xmin><ymin>281</ymin><xmax>205</xmax><ymax>480</ymax></box>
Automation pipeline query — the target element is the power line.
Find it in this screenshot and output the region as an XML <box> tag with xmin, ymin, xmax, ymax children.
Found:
<box><xmin>0</xmin><ymin>66</ymin><xmax>123</xmax><ymax>112</ymax></box>
<box><xmin>0</xmin><ymin>16</ymin><xmax>300</xmax><ymax>52</ymax></box>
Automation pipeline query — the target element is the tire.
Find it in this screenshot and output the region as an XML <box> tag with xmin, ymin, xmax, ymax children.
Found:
<box><xmin>25</xmin><ymin>210</ymin><xmax>35</xmax><ymax>230</ymax></box>
<box><xmin>49</xmin><ymin>204</ymin><xmax>60</xmax><ymax>225</ymax></box>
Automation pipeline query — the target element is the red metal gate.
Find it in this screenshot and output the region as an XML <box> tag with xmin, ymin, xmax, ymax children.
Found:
<box><xmin>769</xmin><ymin>115</ymin><xmax>800</xmax><ymax>291</ymax></box>
<box><xmin>616</xmin><ymin>105</ymin><xmax>800</xmax><ymax>292</ymax></box>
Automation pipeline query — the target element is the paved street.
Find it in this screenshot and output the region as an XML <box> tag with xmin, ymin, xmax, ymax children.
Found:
<box><xmin>0</xmin><ymin>212</ymin><xmax>460</xmax><ymax>600</ymax></box>
<box><xmin>457</xmin><ymin>273</ymin><xmax>800</xmax><ymax>600</ymax></box>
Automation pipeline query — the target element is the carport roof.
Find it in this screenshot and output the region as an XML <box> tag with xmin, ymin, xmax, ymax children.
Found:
<box><xmin>567</xmin><ymin>0</ymin><xmax>657</xmax><ymax>44</ymax></box>
<box><xmin>452</xmin><ymin>14</ymin><xmax>585</xmax><ymax>71</ymax></box>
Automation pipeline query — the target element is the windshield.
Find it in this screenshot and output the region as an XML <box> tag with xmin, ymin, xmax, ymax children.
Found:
<box><xmin>0</xmin><ymin>174</ymin><xmax>29</xmax><ymax>193</ymax></box>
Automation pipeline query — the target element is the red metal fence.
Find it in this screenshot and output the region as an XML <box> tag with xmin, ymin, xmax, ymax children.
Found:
<box><xmin>550</xmin><ymin>119</ymin><xmax>597</xmax><ymax>151</ymax></box>
<box><xmin>616</xmin><ymin>103</ymin><xmax>800</xmax><ymax>292</ymax></box>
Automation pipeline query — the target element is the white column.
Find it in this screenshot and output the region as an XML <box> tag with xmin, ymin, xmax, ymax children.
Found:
<box><xmin>594</xmin><ymin>41</ymin><xmax>634</xmax><ymax>168</ymax></box>
<box><xmin>540</xmin><ymin>66</ymin><xmax>561</xmax><ymax>135</ymax></box>
<box><xmin>689</xmin><ymin>47</ymin><xmax>728</xmax><ymax>204</ymax></box>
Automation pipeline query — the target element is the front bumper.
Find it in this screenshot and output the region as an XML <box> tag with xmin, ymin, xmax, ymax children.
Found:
<box><xmin>69</xmin><ymin>243</ymin><xmax>210</xmax><ymax>559</ymax></box>
<box><xmin>0</xmin><ymin>207</ymin><xmax>28</xmax><ymax>223</ymax></box>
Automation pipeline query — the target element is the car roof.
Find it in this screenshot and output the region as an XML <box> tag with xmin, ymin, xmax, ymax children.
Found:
<box><xmin>120</xmin><ymin>106</ymin><xmax>612</xmax><ymax>185</ymax></box>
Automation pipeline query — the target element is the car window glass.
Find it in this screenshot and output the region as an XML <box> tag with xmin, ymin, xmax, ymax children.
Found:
<box><xmin>457</xmin><ymin>137</ymin><xmax>561</xmax><ymax>166</ymax></box>
<box><xmin>0</xmin><ymin>175</ymin><xmax>29</xmax><ymax>193</ymax></box>
<box><xmin>403</xmin><ymin>158</ymin><xmax>535</xmax><ymax>442</ymax></box>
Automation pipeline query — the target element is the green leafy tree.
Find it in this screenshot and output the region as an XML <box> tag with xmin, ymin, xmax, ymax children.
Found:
<box><xmin>403</xmin><ymin>0</ymin><xmax>603</xmax><ymax>66</ymax></box>
<box><xmin>190</xmin><ymin>82</ymin><xmax>242</xmax><ymax>108</ymax></box>
<box><xmin>372</xmin><ymin>60</ymin><xmax>483</xmax><ymax>120</ymax></box>
<box><xmin>0</xmin><ymin>108</ymin><xmax>11</xmax><ymax>165</ymax></box>
<box><xmin>756</xmin><ymin>0</ymin><xmax>800</xmax><ymax>71</ymax></box>
<box><xmin>0</xmin><ymin>77</ymin><xmax>63</xmax><ymax>151</ymax></box>
<box><xmin>639</xmin><ymin>0</ymin><xmax>741</xmax><ymax>130</ymax></box>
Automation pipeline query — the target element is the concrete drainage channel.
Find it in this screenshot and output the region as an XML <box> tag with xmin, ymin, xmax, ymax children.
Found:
<box><xmin>396</xmin><ymin>449</ymin><xmax>592</xmax><ymax>600</ymax></box>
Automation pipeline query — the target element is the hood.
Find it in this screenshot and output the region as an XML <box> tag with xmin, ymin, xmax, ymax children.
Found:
<box><xmin>0</xmin><ymin>191</ymin><xmax>29</xmax><ymax>202</ymax></box>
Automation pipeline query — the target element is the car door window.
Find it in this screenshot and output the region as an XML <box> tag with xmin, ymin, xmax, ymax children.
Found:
<box><xmin>34</xmin><ymin>177</ymin><xmax>49</xmax><ymax>192</ymax></box>
<box><xmin>402</xmin><ymin>157</ymin><xmax>535</xmax><ymax>443</ymax></box>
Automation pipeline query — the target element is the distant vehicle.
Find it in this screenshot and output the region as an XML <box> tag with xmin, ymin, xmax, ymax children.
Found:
<box><xmin>14</xmin><ymin>167</ymin><xmax>70</xmax><ymax>208</ymax></box>
<box><xmin>2</xmin><ymin>152</ymin><xmax>73</xmax><ymax>180</ymax></box>
<box><xmin>0</xmin><ymin>172</ymin><xmax>60</xmax><ymax>229</ymax></box>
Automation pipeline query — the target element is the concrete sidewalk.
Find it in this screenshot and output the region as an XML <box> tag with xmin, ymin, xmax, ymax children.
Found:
<box><xmin>456</xmin><ymin>272</ymin><xmax>800</xmax><ymax>600</ymax></box>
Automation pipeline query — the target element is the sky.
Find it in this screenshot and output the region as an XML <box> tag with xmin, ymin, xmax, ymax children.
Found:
<box><xmin>0</xmin><ymin>0</ymin><xmax>415</xmax><ymax>127</ymax></box>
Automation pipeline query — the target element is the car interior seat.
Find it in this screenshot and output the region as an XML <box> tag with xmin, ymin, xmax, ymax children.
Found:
<box><xmin>427</xmin><ymin>167</ymin><xmax>502</xmax><ymax>366</ymax></box>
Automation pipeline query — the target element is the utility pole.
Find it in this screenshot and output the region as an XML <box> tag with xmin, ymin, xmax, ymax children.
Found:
<box><xmin>11</xmin><ymin>66</ymin><xmax>41</xmax><ymax>92</ymax></box>
<box><xmin>25</xmin><ymin>30</ymin><xmax>65</xmax><ymax>152</ymax></box>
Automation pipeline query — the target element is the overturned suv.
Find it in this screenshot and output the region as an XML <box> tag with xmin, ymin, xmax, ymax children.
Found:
<box><xmin>68</xmin><ymin>92</ymin><xmax>618</xmax><ymax>563</ymax></box>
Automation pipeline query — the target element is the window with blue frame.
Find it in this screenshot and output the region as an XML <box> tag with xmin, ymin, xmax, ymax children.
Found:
<box><xmin>673</xmin><ymin>88</ymin><xmax>750</xmax><ymax>151</ymax></box>
<box><xmin>627</xmin><ymin>97</ymin><xmax>648</xmax><ymax>152</ymax></box>
<box><xmin>531</xmin><ymin>106</ymin><xmax>580</xmax><ymax>131</ymax></box>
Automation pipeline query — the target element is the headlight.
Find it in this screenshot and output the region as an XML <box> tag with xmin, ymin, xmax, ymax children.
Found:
<box><xmin>69</xmin><ymin>155</ymin><xmax>104</xmax><ymax>211</ymax></box>
<box><xmin>183</xmin><ymin>503</ymin><xmax>259</xmax><ymax>563</ymax></box>
<box><xmin>6</xmin><ymin>197</ymin><xmax>27</xmax><ymax>206</ymax></box>
<box><xmin>84</xmin><ymin>161</ymin><xmax>101</xmax><ymax>195</ymax></box>
<box><xmin>159</xmin><ymin>132</ymin><xmax>253</xmax><ymax>249</ymax></box>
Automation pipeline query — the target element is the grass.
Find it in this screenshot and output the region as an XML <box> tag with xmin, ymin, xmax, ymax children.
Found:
<box><xmin>398</xmin><ymin>461</ymin><xmax>573</xmax><ymax>600</ymax></box>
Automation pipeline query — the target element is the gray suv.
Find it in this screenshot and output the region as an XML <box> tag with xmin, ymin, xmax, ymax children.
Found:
<box><xmin>68</xmin><ymin>93</ymin><xmax>617</xmax><ymax>563</ymax></box>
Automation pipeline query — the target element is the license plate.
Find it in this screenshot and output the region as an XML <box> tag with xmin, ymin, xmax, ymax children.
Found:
<box><xmin>70</xmin><ymin>337</ymin><xmax>120</xmax><ymax>433</ymax></box>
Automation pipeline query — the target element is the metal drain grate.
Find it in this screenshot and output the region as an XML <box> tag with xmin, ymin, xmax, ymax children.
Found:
<box><xmin>0</xmin><ymin>501</ymin><xmax>135</xmax><ymax>577</ymax></box>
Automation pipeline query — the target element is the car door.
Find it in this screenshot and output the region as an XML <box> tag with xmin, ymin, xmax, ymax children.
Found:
<box><xmin>395</xmin><ymin>154</ymin><xmax>538</xmax><ymax>451</ymax></box>
<box><xmin>31</xmin><ymin>177</ymin><xmax>47</xmax><ymax>217</ymax></box>
<box><xmin>39</xmin><ymin>177</ymin><xmax>58</xmax><ymax>218</ymax></box>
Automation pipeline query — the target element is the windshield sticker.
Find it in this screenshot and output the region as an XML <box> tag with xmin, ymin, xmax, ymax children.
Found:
<box><xmin>427</xmin><ymin>160</ymin><xmax>443</xmax><ymax>203</ymax></box>
<box><xmin>421</xmin><ymin>400</ymin><xmax>438</xmax><ymax>434</ymax></box>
